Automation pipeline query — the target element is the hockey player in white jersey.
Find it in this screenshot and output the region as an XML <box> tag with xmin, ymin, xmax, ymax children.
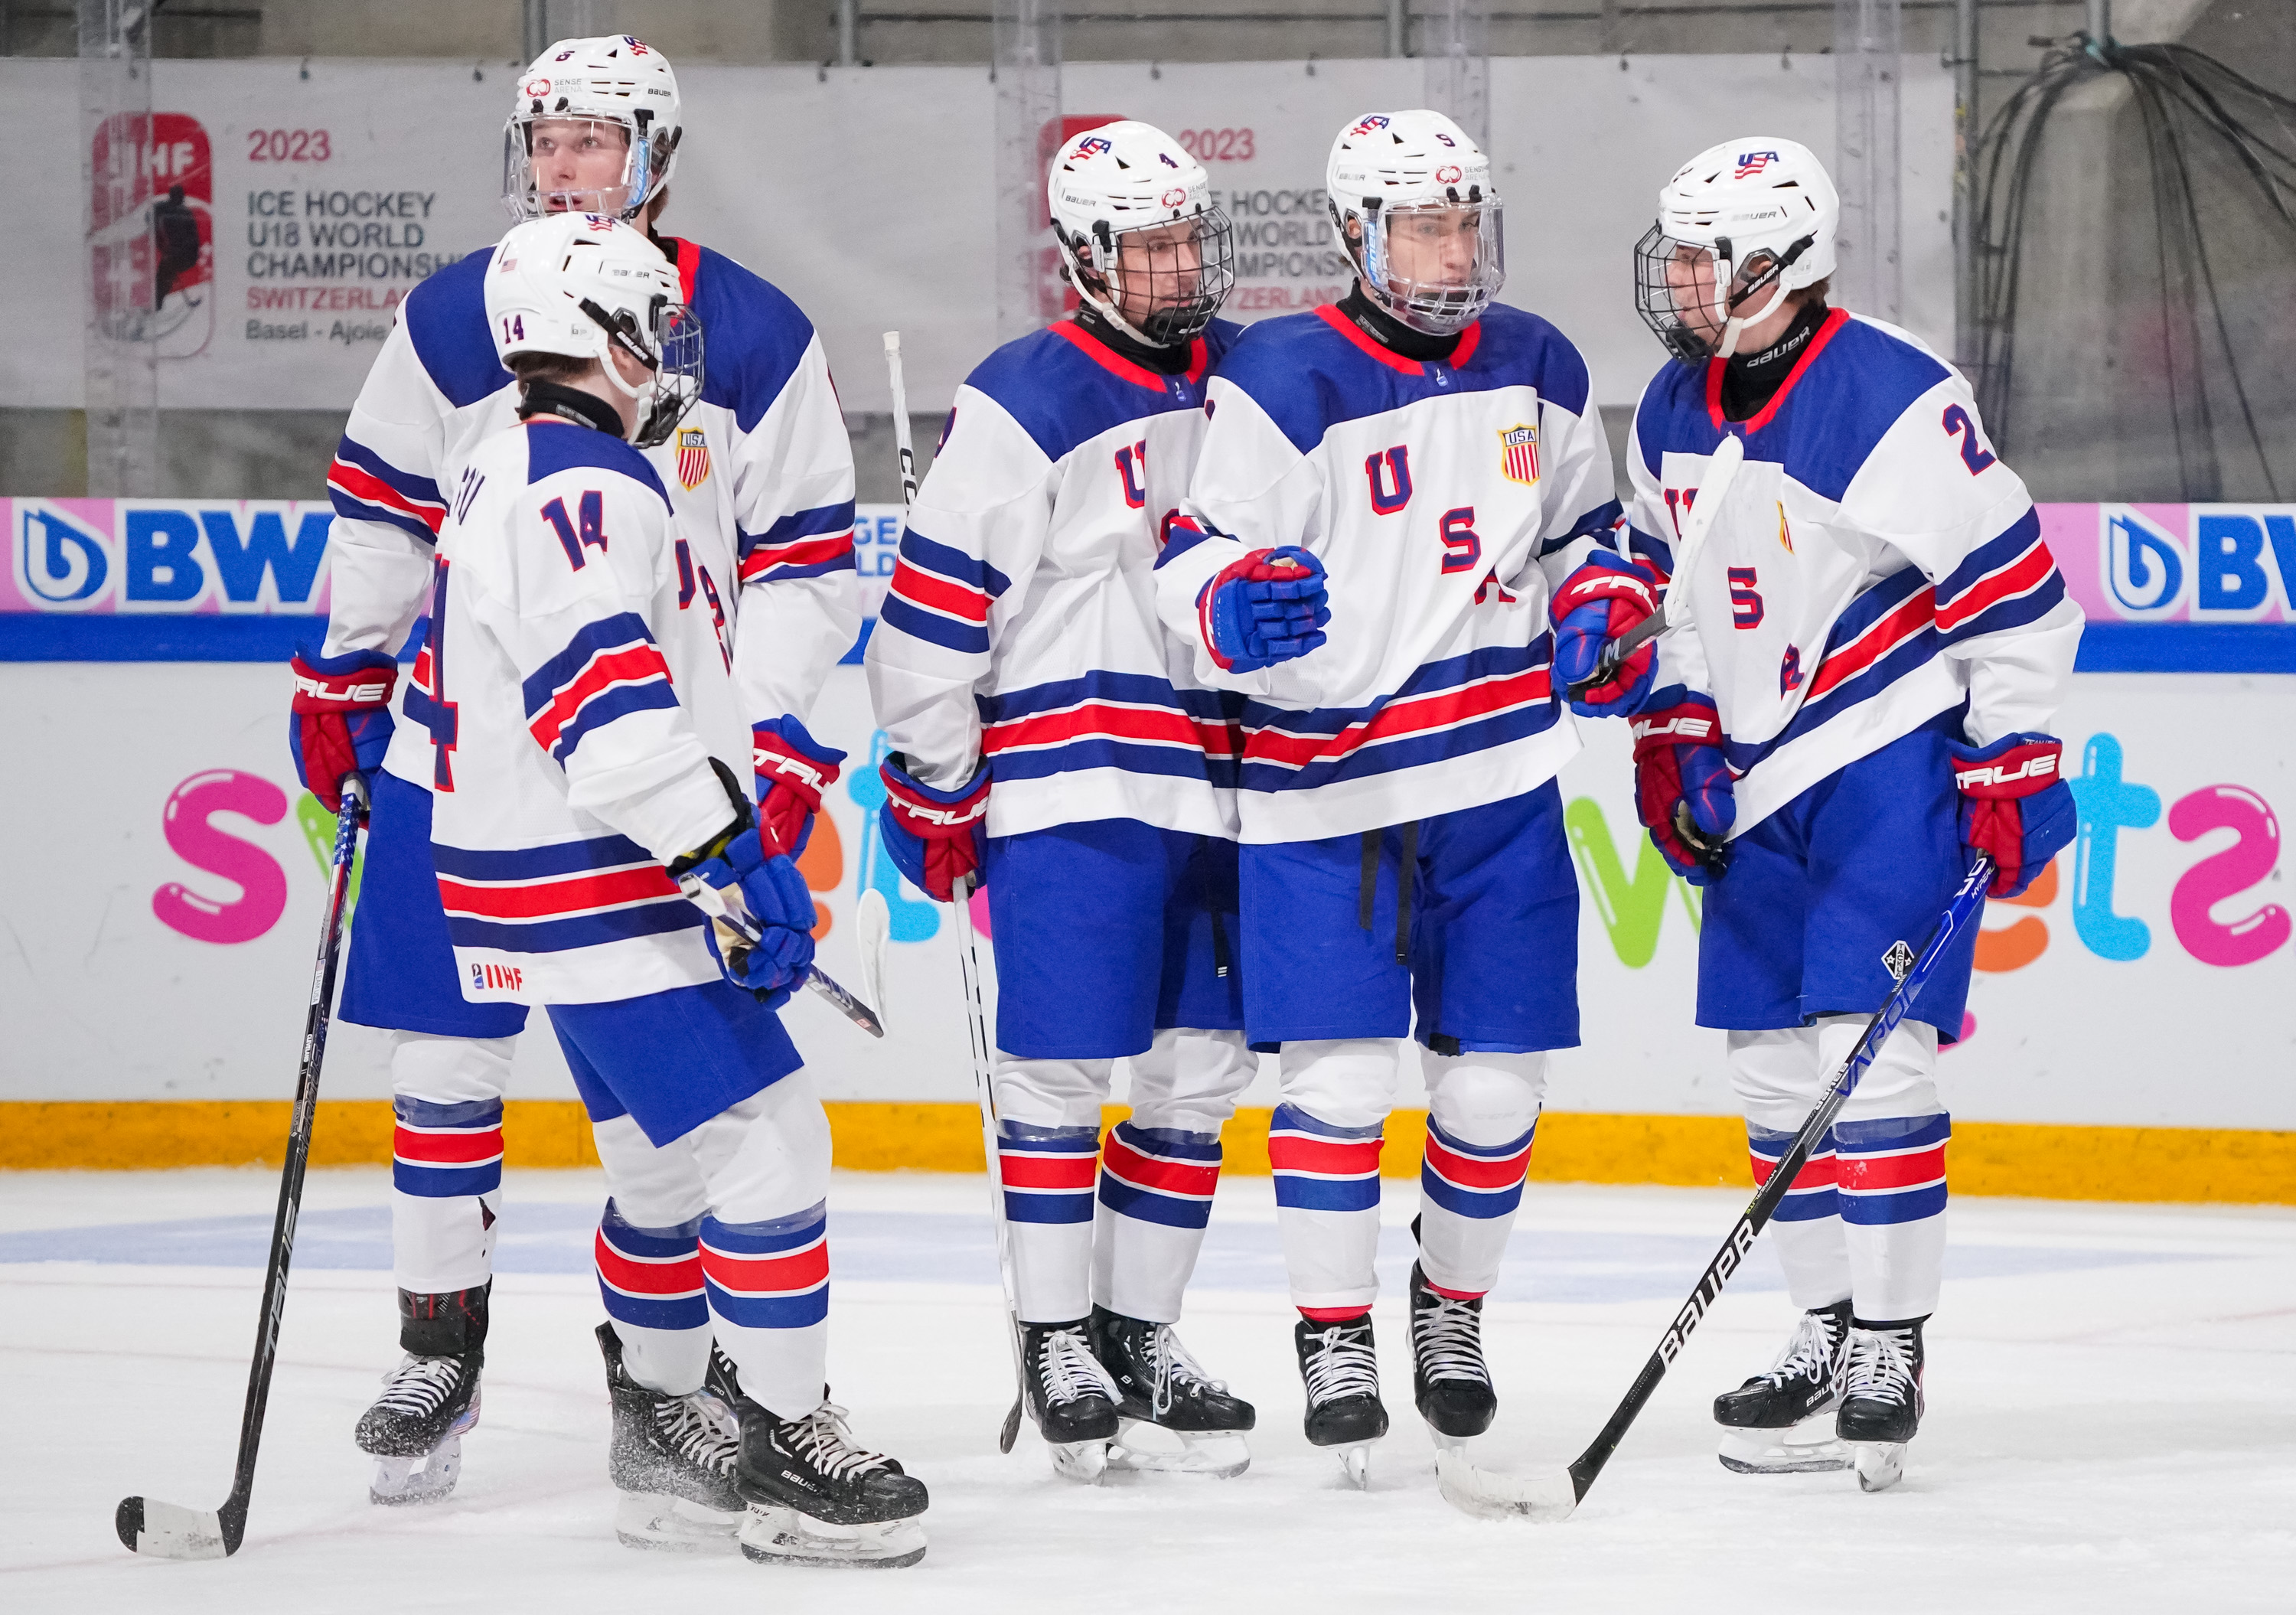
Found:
<box><xmin>410</xmin><ymin>212</ymin><xmax>925</xmax><ymax>1566</ymax></box>
<box><xmin>1602</xmin><ymin>138</ymin><xmax>2081</xmax><ymax>1489</ymax></box>
<box><xmin>865</xmin><ymin>121</ymin><xmax>1259</xmax><ymax>1482</ymax></box>
<box><xmin>1153</xmin><ymin>110</ymin><xmax>1633</xmax><ymax>1483</ymax></box>
<box><xmin>282</xmin><ymin>35</ymin><xmax>857</xmax><ymax>1520</ymax></box>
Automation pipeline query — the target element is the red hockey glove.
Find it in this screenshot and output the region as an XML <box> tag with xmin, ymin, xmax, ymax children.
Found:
<box><xmin>1551</xmin><ymin>553</ymin><xmax>1661</xmax><ymax>715</ymax></box>
<box><xmin>1632</xmin><ymin>697</ymin><xmax>1735</xmax><ymax>884</ymax></box>
<box><xmin>878</xmin><ymin>752</ymin><xmax>990</xmax><ymax>903</ymax></box>
<box><xmin>1949</xmin><ymin>732</ymin><xmax>2074</xmax><ymax>898</ymax></box>
<box><xmin>752</xmin><ymin>715</ymin><xmax>846</xmax><ymax>858</ymax></box>
<box><xmin>289</xmin><ymin>644</ymin><xmax>399</xmax><ymax>813</ymax></box>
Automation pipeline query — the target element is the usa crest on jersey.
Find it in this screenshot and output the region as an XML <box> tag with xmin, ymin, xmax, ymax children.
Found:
<box><xmin>675</xmin><ymin>426</ymin><xmax>711</xmax><ymax>491</ymax></box>
<box><xmin>1499</xmin><ymin>423</ymin><xmax>1539</xmax><ymax>487</ymax></box>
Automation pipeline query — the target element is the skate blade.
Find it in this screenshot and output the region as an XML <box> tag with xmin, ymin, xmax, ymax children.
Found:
<box><xmin>117</xmin><ymin>1497</ymin><xmax>229</xmax><ymax>1560</ymax></box>
<box><xmin>1332</xmin><ymin>1443</ymin><xmax>1374</xmax><ymax>1490</ymax></box>
<box><xmin>1047</xmin><ymin>1440</ymin><xmax>1110</xmax><ymax>1485</ymax></box>
<box><xmin>614</xmin><ymin>1489</ymin><xmax>743</xmax><ymax>1553</ymax></box>
<box><xmin>369</xmin><ymin>1437</ymin><xmax>462</xmax><ymax>1506</ymax></box>
<box><xmin>1106</xmin><ymin>1420</ymin><xmax>1251</xmax><ymax>1480</ymax></box>
<box><xmin>738</xmin><ymin>1505</ymin><xmax>926</xmax><ymax>1570</ymax></box>
<box><xmin>1852</xmin><ymin>1441</ymin><xmax>1907</xmax><ymax>1493</ymax></box>
<box><xmin>1431</xmin><ymin>1440</ymin><xmax>1579</xmax><ymax>1523</ymax></box>
<box><xmin>1718</xmin><ymin>1414</ymin><xmax>1854</xmax><ymax>1476</ymax></box>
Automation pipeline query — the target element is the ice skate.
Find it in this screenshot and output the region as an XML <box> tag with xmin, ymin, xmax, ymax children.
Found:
<box><xmin>1408</xmin><ymin>1263</ymin><xmax>1495</xmax><ymax>1444</ymax></box>
<box><xmin>597</xmin><ymin>1323</ymin><xmax>744</xmax><ymax>1552</ymax></box>
<box><xmin>1019</xmin><ymin>1320</ymin><xmax>1123</xmax><ymax>1483</ymax></box>
<box><xmin>1294</xmin><ymin>1315</ymin><xmax>1388</xmax><ymax>1489</ymax></box>
<box><xmin>1838</xmin><ymin>1318</ymin><xmax>1925</xmax><ymax>1493</ymax></box>
<box><xmin>1714</xmin><ymin>1300</ymin><xmax>1854</xmax><ymax>1475</ymax></box>
<box><xmin>735</xmin><ymin>1396</ymin><xmax>928</xmax><ymax>1568</ymax></box>
<box><xmin>1089</xmin><ymin>1306</ymin><xmax>1254</xmax><ymax>1479</ymax></box>
<box><xmin>355</xmin><ymin>1352</ymin><xmax>480</xmax><ymax>1506</ymax></box>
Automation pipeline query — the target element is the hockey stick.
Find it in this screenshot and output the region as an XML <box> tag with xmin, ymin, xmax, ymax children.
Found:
<box><xmin>883</xmin><ymin>331</ymin><xmax>920</xmax><ymax>511</ymax></box>
<box><xmin>1435</xmin><ymin>851</ymin><xmax>1994</xmax><ymax>1522</ymax></box>
<box><xmin>1565</xmin><ymin>432</ymin><xmax>1745</xmax><ymax>704</ymax></box>
<box><xmin>677</xmin><ymin>876</ymin><xmax>885</xmax><ymax>1038</ymax></box>
<box><xmin>116</xmin><ymin>774</ymin><xmax>372</xmax><ymax>1559</ymax></box>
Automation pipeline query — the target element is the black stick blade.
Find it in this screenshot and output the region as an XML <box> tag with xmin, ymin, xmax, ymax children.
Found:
<box><xmin>998</xmin><ymin>1395</ymin><xmax>1022</xmax><ymax>1455</ymax></box>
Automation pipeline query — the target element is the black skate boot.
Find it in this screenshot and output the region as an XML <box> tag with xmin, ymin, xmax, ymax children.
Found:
<box><xmin>597</xmin><ymin>1323</ymin><xmax>744</xmax><ymax>1552</ymax></box>
<box><xmin>1088</xmin><ymin>1305</ymin><xmax>1255</xmax><ymax>1478</ymax></box>
<box><xmin>1408</xmin><ymin>1263</ymin><xmax>1496</xmax><ymax>1443</ymax></box>
<box><xmin>1019</xmin><ymin>1319</ymin><xmax>1123</xmax><ymax>1483</ymax></box>
<box><xmin>354</xmin><ymin>1284</ymin><xmax>487</xmax><ymax>1506</ymax></box>
<box><xmin>1714</xmin><ymin>1300</ymin><xmax>1854</xmax><ymax>1475</ymax></box>
<box><xmin>1294</xmin><ymin>1314</ymin><xmax>1388</xmax><ymax>1489</ymax></box>
<box><xmin>735</xmin><ymin>1395</ymin><xmax>929</xmax><ymax>1569</ymax></box>
<box><xmin>1838</xmin><ymin>1316</ymin><xmax>1926</xmax><ymax>1493</ymax></box>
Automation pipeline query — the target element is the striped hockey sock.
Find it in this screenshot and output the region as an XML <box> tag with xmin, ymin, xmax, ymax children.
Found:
<box><xmin>1092</xmin><ymin>1121</ymin><xmax>1221</xmax><ymax>1323</ymax></box>
<box><xmin>1269</xmin><ymin>1104</ymin><xmax>1384</xmax><ymax>1320</ymax></box>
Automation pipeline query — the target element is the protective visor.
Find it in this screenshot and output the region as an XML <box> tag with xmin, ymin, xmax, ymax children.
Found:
<box><xmin>581</xmin><ymin>294</ymin><xmax>704</xmax><ymax>449</ymax></box>
<box><xmin>502</xmin><ymin>114</ymin><xmax>668</xmax><ymax>223</ymax></box>
<box><xmin>1075</xmin><ymin>207</ymin><xmax>1236</xmax><ymax>347</ymax></box>
<box><xmin>1634</xmin><ymin>225</ymin><xmax>1809</xmax><ymax>364</ymax></box>
<box><xmin>1359</xmin><ymin>200</ymin><xmax>1504</xmax><ymax>336</ymax></box>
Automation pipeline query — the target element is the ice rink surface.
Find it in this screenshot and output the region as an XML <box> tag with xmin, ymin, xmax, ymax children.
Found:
<box><xmin>3</xmin><ymin>1167</ymin><xmax>2291</xmax><ymax>1614</ymax></box>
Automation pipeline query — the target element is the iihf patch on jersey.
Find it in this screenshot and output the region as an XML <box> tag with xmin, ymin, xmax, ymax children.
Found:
<box><xmin>1499</xmin><ymin>423</ymin><xmax>1540</xmax><ymax>486</ymax></box>
<box><xmin>676</xmin><ymin>427</ymin><xmax>711</xmax><ymax>491</ymax></box>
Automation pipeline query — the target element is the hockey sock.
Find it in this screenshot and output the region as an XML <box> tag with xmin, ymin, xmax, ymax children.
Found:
<box><xmin>595</xmin><ymin>1199</ymin><xmax>710</xmax><ymax>1396</ymax></box>
<box><xmin>999</xmin><ymin>1121</ymin><xmax>1100</xmax><ymax>1323</ymax></box>
<box><xmin>698</xmin><ymin>1205</ymin><xmax>830</xmax><ymax>1421</ymax></box>
<box><xmin>1414</xmin><ymin>1117</ymin><xmax>1535</xmax><ymax>1297</ymax></box>
<box><xmin>1747</xmin><ymin>1121</ymin><xmax>1854</xmax><ymax>1310</ymax></box>
<box><xmin>400</xmin><ymin>1281</ymin><xmax>489</xmax><ymax>1359</ymax></box>
<box><xmin>390</xmin><ymin>1092</ymin><xmax>506</xmax><ymax>1294</ymax></box>
<box><xmin>1091</xmin><ymin>1121</ymin><xmax>1221</xmax><ymax>1324</ymax></box>
<box><xmin>1836</xmin><ymin>1114</ymin><xmax>1951</xmax><ymax>1321</ymax></box>
<box><xmin>1269</xmin><ymin>1104</ymin><xmax>1384</xmax><ymax>1316</ymax></box>
<box><xmin>1298</xmin><ymin>1305</ymin><xmax>1370</xmax><ymax>1324</ymax></box>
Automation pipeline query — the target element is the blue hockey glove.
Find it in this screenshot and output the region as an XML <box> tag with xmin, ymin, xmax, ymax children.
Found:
<box><xmin>688</xmin><ymin>827</ymin><xmax>817</xmax><ymax>1005</ymax></box>
<box><xmin>1198</xmin><ymin>546</ymin><xmax>1330</xmax><ymax>674</ymax></box>
<box><xmin>1551</xmin><ymin>553</ymin><xmax>1662</xmax><ymax>716</ymax></box>
<box><xmin>877</xmin><ymin>752</ymin><xmax>989</xmax><ymax>903</ymax></box>
<box><xmin>1632</xmin><ymin>697</ymin><xmax>1735</xmax><ymax>884</ymax></box>
<box><xmin>1949</xmin><ymin>732</ymin><xmax>2074</xmax><ymax>899</ymax></box>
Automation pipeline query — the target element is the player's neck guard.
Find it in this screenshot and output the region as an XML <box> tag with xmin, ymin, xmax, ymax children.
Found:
<box><xmin>1073</xmin><ymin>307</ymin><xmax>1195</xmax><ymax>377</ymax></box>
<box><xmin>517</xmin><ymin>379</ymin><xmax>627</xmax><ymax>439</ymax></box>
<box><xmin>1337</xmin><ymin>284</ymin><xmax>1459</xmax><ymax>364</ymax></box>
<box><xmin>1718</xmin><ymin>299</ymin><xmax>1828</xmax><ymax>422</ymax></box>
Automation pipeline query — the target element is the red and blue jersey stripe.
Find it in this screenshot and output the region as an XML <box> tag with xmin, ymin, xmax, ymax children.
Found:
<box><xmin>997</xmin><ymin>1123</ymin><xmax>1101</xmax><ymax>1225</ymax></box>
<box><xmin>595</xmin><ymin>1199</ymin><xmax>709</xmax><ymax>1333</ymax></box>
<box><xmin>979</xmin><ymin>670</ymin><xmax>1244</xmax><ymax>791</ymax></box>
<box><xmin>1418</xmin><ymin>1117</ymin><xmax>1536</xmax><ymax>1221</ymax></box>
<box><xmin>737</xmin><ymin>500</ymin><xmax>857</xmax><ymax>584</ymax></box>
<box><xmin>520</xmin><ymin>612</ymin><xmax>680</xmax><ymax>764</ymax></box>
<box><xmin>1834</xmin><ymin>1113</ymin><xmax>1951</xmax><ymax>1226</ymax></box>
<box><xmin>1096</xmin><ymin>1121</ymin><xmax>1221</xmax><ymax>1232</ymax></box>
<box><xmin>329</xmin><ymin>436</ymin><xmax>447</xmax><ymax>543</ymax></box>
<box><xmin>390</xmin><ymin>1094</ymin><xmax>503</xmax><ymax>1199</ymax></box>
<box><xmin>1747</xmin><ymin>1123</ymin><xmax>1841</xmax><ymax>1223</ymax></box>
<box><xmin>881</xmin><ymin>530</ymin><xmax>1010</xmax><ymax>657</ymax></box>
<box><xmin>698</xmin><ymin>1206</ymin><xmax>830</xmax><ymax>1330</ymax></box>
<box><xmin>432</xmin><ymin>832</ymin><xmax>700</xmax><ymax>955</ymax></box>
<box><xmin>1268</xmin><ymin>1104</ymin><xmax>1384</xmax><ymax>1214</ymax></box>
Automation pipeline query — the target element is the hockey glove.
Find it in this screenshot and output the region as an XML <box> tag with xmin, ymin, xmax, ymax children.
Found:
<box><xmin>878</xmin><ymin>752</ymin><xmax>989</xmax><ymax>903</ymax></box>
<box><xmin>1949</xmin><ymin>732</ymin><xmax>2074</xmax><ymax>899</ymax></box>
<box><xmin>1632</xmin><ymin>696</ymin><xmax>1735</xmax><ymax>885</ymax></box>
<box><xmin>687</xmin><ymin>826</ymin><xmax>818</xmax><ymax>1006</ymax></box>
<box><xmin>1198</xmin><ymin>546</ymin><xmax>1331</xmax><ymax>674</ymax></box>
<box><xmin>289</xmin><ymin>644</ymin><xmax>398</xmax><ymax>813</ymax></box>
<box><xmin>752</xmin><ymin>714</ymin><xmax>846</xmax><ymax>857</ymax></box>
<box><xmin>1551</xmin><ymin>553</ymin><xmax>1661</xmax><ymax>716</ymax></box>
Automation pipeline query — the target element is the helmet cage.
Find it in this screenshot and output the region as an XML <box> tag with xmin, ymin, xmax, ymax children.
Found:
<box><xmin>1062</xmin><ymin>207</ymin><xmax>1236</xmax><ymax>348</ymax></box>
<box><xmin>1633</xmin><ymin>223</ymin><xmax>1814</xmax><ymax>364</ymax></box>
<box><xmin>502</xmin><ymin>109</ymin><xmax>679</xmax><ymax>223</ymax></box>
<box><xmin>1346</xmin><ymin>195</ymin><xmax>1504</xmax><ymax>337</ymax></box>
<box><xmin>565</xmin><ymin>292</ymin><xmax>703</xmax><ymax>449</ymax></box>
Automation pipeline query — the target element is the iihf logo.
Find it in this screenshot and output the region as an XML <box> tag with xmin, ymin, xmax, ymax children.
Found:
<box><xmin>1735</xmin><ymin>150</ymin><xmax>1779</xmax><ymax>178</ymax></box>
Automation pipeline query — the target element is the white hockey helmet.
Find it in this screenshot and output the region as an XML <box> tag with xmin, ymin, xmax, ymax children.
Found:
<box><xmin>502</xmin><ymin>34</ymin><xmax>681</xmax><ymax>223</ymax></box>
<box><xmin>1326</xmin><ymin>109</ymin><xmax>1504</xmax><ymax>336</ymax></box>
<box><xmin>484</xmin><ymin>212</ymin><xmax>704</xmax><ymax>449</ymax></box>
<box><xmin>1048</xmin><ymin>120</ymin><xmax>1234</xmax><ymax>347</ymax></box>
<box><xmin>1634</xmin><ymin>137</ymin><xmax>1839</xmax><ymax>363</ymax></box>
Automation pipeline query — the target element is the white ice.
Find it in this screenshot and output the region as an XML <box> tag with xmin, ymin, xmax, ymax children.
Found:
<box><xmin>3</xmin><ymin>1168</ymin><xmax>2292</xmax><ymax>1613</ymax></box>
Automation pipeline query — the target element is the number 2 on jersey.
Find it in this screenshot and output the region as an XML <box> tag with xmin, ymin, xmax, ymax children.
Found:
<box><xmin>1941</xmin><ymin>403</ymin><xmax>1997</xmax><ymax>475</ymax></box>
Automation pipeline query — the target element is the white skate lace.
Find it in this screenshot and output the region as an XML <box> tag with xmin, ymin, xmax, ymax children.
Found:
<box><xmin>1144</xmin><ymin>1325</ymin><xmax>1227</xmax><ymax>1418</ymax></box>
<box><xmin>784</xmin><ymin>1402</ymin><xmax>894</xmax><ymax>1483</ymax></box>
<box><xmin>1300</xmin><ymin>1324</ymin><xmax>1380</xmax><ymax>1409</ymax></box>
<box><xmin>1039</xmin><ymin>1326</ymin><xmax>1120</xmax><ymax>1407</ymax></box>
<box><xmin>655</xmin><ymin>1392</ymin><xmax>738</xmax><ymax>1473</ymax></box>
<box><xmin>1755</xmin><ymin>1310</ymin><xmax>1847</xmax><ymax>1392</ymax></box>
<box><xmin>1843</xmin><ymin>1327</ymin><xmax>1916</xmax><ymax>1407</ymax></box>
<box><xmin>372</xmin><ymin>1354</ymin><xmax>463</xmax><ymax>1420</ymax></box>
<box><xmin>1412</xmin><ymin>1294</ymin><xmax>1492</xmax><ymax>1388</ymax></box>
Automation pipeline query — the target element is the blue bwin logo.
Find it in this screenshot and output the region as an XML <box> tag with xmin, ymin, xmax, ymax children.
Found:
<box><xmin>2104</xmin><ymin>507</ymin><xmax>2185</xmax><ymax>616</ymax></box>
<box><xmin>15</xmin><ymin>504</ymin><xmax>111</xmax><ymax>608</ymax></box>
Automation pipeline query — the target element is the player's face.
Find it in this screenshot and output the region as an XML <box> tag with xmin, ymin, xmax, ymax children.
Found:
<box><xmin>529</xmin><ymin>119</ymin><xmax>634</xmax><ymax>214</ymax></box>
<box><xmin>1384</xmin><ymin>207</ymin><xmax>1481</xmax><ymax>287</ymax></box>
<box><xmin>1111</xmin><ymin>221</ymin><xmax>1204</xmax><ymax>328</ymax></box>
<box><xmin>1665</xmin><ymin>244</ymin><xmax>1727</xmax><ymax>343</ymax></box>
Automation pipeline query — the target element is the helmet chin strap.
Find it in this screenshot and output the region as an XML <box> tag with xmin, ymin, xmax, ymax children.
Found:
<box><xmin>1714</xmin><ymin>275</ymin><xmax>1792</xmax><ymax>361</ymax></box>
<box><xmin>1067</xmin><ymin>250</ymin><xmax>1166</xmax><ymax>350</ymax></box>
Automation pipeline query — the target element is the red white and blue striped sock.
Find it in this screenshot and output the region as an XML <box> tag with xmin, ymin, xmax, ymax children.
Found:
<box><xmin>1836</xmin><ymin>1112</ymin><xmax>1951</xmax><ymax>1321</ymax></box>
<box><xmin>999</xmin><ymin>1121</ymin><xmax>1101</xmax><ymax>1323</ymax></box>
<box><xmin>700</xmin><ymin>1203</ymin><xmax>830</xmax><ymax>1418</ymax></box>
<box><xmin>1092</xmin><ymin>1121</ymin><xmax>1222</xmax><ymax>1323</ymax></box>
<box><xmin>1269</xmin><ymin>1103</ymin><xmax>1386</xmax><ymax>1317</ymax></box>
<box><xmin>1747</xmin><ymin>1122</ymin><xmax>1854</xmax><ymax>1311</ymax></box>
<box><xmin>594</xmin><ymin>1198</ymin><xmax>709</xmax><ymax>1395</ymax></box>
<box><xmin>1414</xmin><ymin>1116</ymin><xmax>1537</xmax><ymax>1298</ymax></box>
<box><xmin>389</xmin><ymin>1091</ymin><xmax>504</xmax><ymax>1294</ymax></box>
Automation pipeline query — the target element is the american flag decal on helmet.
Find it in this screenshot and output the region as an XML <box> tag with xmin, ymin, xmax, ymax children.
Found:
<box><xmin>676</xmin><ymin>427</ymin><xmax>710</xmax><ymax>491</ymax></box>
<box><xmin>1735</xmin><ymin>150</ymin><xmax>1779</xmax><ymax>178</ymax></box>
<box><xmin>1499</xmin><ymin>423</ymin><xmax>1539</xmax><ymax>486</ymax></box>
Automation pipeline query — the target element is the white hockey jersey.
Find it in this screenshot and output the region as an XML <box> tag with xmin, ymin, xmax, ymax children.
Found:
<box><xmin>1625</xmin><ymin>310</ymin><xmax>2084</xmax><ymax>832</ymax></box>
<box><xmin>425</xmin><ymin>420</ymin><xmax>746</xmax><ymax>1007</ymax></box>
<box><xmin>1153</xmin><ymin>302</ymin><xmax>1622</xmax><ymax>843</ymax></box>
<box><xmin>321</xmin><ymin>236</ymin><xmax>859</xmax><ymax>788</ymax></box>
<box><xmin>866</xmin><ymin>318</ymin><xmax>1244</xmax><ymax>840</ymax></box>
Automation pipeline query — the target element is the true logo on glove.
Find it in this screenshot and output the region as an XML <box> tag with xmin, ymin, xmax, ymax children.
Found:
<box><xmin>1955</xmin><ymin>753</ymin><xmax>2060</xmax><ymax>791</ymax></box>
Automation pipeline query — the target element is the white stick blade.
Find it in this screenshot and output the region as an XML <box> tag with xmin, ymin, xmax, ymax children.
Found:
<box><xmin>855</xmin><ymin>888</ymin><xmax>890</xmax><ymax>1026</ymax></box>
<box><xmin>1433</xmin><ymin>1449</ymin><xmax>1580</xmax><ymax>1522</ymax></box>
<box><xmin>124</xmin><ymin>1497</ymin><xmax>230</xmax><ymax>1559</ymax></box>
